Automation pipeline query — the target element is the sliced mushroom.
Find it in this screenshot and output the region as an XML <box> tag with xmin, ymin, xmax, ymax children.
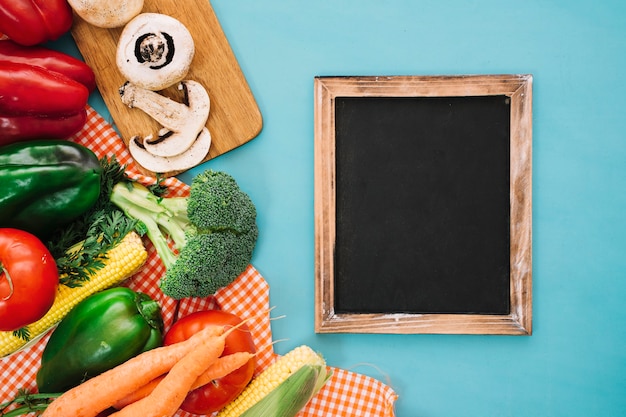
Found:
<box><xmin>119</xmin><ymin>80</ymin><xmax>210</xmax><ymax>157</ymax></box>
<box><xmin>116</xmin><ymin>13</ymin><xmax>194</xmax><ymax>91</ymax></box>
<box><xmin>129</xmin><ymin>127</ymin><xmax>212</xmax><ymax>173</ymax></box>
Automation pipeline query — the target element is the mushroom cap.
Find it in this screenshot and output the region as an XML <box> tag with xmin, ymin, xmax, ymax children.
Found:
<box><xmin>68</xmin><ymin>0</ymin><xmax>144</xmax><ymax>28</ymax></box>
<box><xmin>116</xmin><ymin>13</ymin><xmax>195</xmax><ymax>91</ymax></box>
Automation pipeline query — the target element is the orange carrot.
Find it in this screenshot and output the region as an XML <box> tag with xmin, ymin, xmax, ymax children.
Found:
<box><xmin>41</xmin><ymin>325</ymin><xmax>224</xmax><ymax>417</ymax></box>
<box><xmin>113</xmin><ymin>350</ymin><xmax>255</xmax><ymax>409</ymax></box>
<box><xmin>108</xmin><ymin>326</ymin><xmax>237</xmax><ymax>417</ymax></box>
<box><xmin>193</xmin><ymin>351</ymin><xmax>255</xmax><ymax>388</ymax></box>
<box><xmin>112</xmin><ymin>378</ymin><xmax>164</xmax><ymax>410</ymax></box>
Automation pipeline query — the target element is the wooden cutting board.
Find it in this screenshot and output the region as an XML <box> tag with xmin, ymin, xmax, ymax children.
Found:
<box><xmin>71</xmin><ymin>0</ymin><xmax>262</xmax><ymax>177</ymax></box>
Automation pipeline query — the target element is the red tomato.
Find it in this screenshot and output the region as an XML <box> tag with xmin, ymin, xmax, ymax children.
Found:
<box><xmin>164</xmin><ymin>310</ymin><xmax>256</xmax><ymax>415</ymax></box>
<box><xmin>0</xmin><ymin>228</ymin><xmax>58</xmax><ymax>331</ymax></box>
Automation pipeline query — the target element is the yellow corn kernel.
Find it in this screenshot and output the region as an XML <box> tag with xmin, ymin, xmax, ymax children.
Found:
<box><xmin>217</xmin><ymin>345</ymin><xmax>327</xmax><ymax>417</ymax></box>
<box><xmin>0</xmin><ymin>231</ymin><xmax>147</xmax><ymax>358</ymax></box>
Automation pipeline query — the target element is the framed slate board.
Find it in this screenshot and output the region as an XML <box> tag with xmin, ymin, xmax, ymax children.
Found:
<box><xmin>314</xmin><ymin>75</ymin><xmax>532</xmax><ymax>335</ymax></box>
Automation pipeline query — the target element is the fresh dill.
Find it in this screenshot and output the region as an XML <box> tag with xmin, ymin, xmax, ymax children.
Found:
<box><xmin>46</xmin><ymin>155</ymin><xmax>137</xmax><ymax>287</ymax></box>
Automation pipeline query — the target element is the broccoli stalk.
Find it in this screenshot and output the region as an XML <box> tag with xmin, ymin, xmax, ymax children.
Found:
<box><xmin>110</xmin><ymin>170</ymin><xmax>258</xmax><ymax>299</ymax></box>
<box><xmin>110</xmin><ymin>181</ymin><xmax>188</xmax><ymax>269</ymax></box>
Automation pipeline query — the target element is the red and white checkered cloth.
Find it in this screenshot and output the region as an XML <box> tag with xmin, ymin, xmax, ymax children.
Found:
<box><xmin>0</xmin><ymin>106</ymin><xmax>397</xmax><ymax>416</ymax></box>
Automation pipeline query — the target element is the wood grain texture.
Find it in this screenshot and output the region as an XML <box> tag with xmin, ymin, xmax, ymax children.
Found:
<box><xmin>314</xmin><ymin>75</ymin><xmax>533</xmax><ymax>335</ymax></box>
<box><xmin>71</xmin><ymin>0</ymin><xmax>262</xmax><ymax>176</ymax></box>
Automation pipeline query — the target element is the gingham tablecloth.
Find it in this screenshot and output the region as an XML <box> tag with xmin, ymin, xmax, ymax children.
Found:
<box><xmin>0</xmin><ymin>106</ymin><xmax>397</xmax><ymax>416</ymax></box>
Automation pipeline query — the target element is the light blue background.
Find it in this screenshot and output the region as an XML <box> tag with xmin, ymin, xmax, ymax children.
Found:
<box><xmin>53</xmin><ymin>1</ymin><xmax>626</xmax><ymax>416</ymax></box>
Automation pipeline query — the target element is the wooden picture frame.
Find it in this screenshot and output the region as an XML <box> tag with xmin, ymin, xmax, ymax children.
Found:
<box><xmin>314</xmin><ymin>75</ymin><xmax>532</xmax><ymax>335</ymax></box>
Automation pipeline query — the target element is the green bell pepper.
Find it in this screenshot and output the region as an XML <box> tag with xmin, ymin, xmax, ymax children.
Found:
<box><xmin>0</xmin><ymin>140</ymin><xmax>101</xmax><ymax>240</ymax></box>
<box><xmin>36</xmin><ymin>287</ymin><xmax>164</xmax><ymax>393</ymax></box>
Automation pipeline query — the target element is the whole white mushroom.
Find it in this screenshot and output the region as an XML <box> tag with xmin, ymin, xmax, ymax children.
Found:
<box><xmin>116</xmin><ymin>13</ymin><xmax>195</xmax><ymax>91</ymax></box>
<box><xmin>68</xmin><ymin>0</ymin><xmax>144</xmax><ymax>28</ymax></box>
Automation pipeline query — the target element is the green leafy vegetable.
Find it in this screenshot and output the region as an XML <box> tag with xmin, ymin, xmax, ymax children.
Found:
<box><xmin>0</xmin><ymin>389</ymin><xmax>60</xmax><ymax>416</ymax></box>
<box><xmin>110</xmin><ymin>170</ymin><xmax>258</xmax><ymax>299</ymax></box>
<box><xmin>47</xmin><ymin>155</ymin><xmax>137</xmax><ymax>287</ymax></box>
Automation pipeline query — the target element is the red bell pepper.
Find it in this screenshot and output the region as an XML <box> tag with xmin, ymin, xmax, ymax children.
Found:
<box><xmin>0</xmin><ymin>40</ymin><xmax>96</xmax><ymax>92</ymax></box>
<box><xmin>0</xmin><ymin>0</ymin><xmax>73</xmax><ymax>46</ymax></box>
<box><xmin>0</xmin><ymin>62</ymin><xmax>90</xmax><ymax>145</ymax></box>
<box><xmin>0</xmin><ymin>62</ymin><xmax>89</xmax><ymax>116</ymax></box>
<box><xmin>0</xmin><ymin>111</ymin><xmax>87</xmax><ymax>144</ymax></box>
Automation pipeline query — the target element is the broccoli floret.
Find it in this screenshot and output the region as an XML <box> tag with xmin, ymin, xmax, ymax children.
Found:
<box><xmin>159</xmin><ymin>228</ymin><xmax>258</xmax><ymax>298</ymax></box>
<box><xmin>109</xmin><ymin>170</ymin><xmax>258</xmax><ymax>299</ymax></box>
<box><xmin>187</xmin><ymin>170</ymin><xmax>257</xmax><ymax>234</ymax></box>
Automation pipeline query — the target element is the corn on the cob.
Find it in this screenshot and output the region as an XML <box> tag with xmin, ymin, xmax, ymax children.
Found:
<box><xmin>216</xmin><ymin>345</ymin><xmax>331</xmax><ymax>417</ymax></box>
<box><xmin>0</xmin><ymin>231</ymin><xmax>147</xmax><ymax>358</ymax></box>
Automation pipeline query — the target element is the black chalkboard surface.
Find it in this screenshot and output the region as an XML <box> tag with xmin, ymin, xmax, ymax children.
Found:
<box><xmin>334</xmin><ymin>95</ymin><xmax>511</xmax><ymax>315</ymax></box>
<box><xmin>314</xmin><ymin>75</ymin><xmax>532</xmax><ymax>335</ymax></box>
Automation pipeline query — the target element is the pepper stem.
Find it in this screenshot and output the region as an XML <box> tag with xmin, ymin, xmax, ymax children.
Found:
<box><xmin>135</xmin><ymin>291</ymin><xmax>163</xmax><ymax>331</ymax></box>
<box><xmin>0</xmin><ymin>262</ymin><xmax>14</xmax><ymax>301</ymax></box>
